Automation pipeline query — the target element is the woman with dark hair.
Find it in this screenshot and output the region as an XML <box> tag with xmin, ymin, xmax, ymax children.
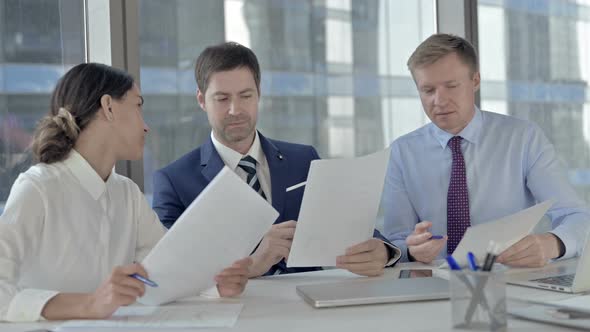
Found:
<box><xmin>0</xmin><ymin>63</ymin><xmax>251</xmax><ymax>322</ymax></box>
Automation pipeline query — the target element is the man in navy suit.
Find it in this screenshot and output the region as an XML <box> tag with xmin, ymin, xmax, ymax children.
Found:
<box><xmin>153</xmin><ymin>42</ymin><xmax>400</xmax><ymax>277</ymax></box>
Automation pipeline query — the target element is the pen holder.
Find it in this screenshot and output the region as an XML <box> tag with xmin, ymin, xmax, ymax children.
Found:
<box><xmin>450</xmin><ymin>270</ymin><xmax>507</xmax><ymax>331</ymax></box>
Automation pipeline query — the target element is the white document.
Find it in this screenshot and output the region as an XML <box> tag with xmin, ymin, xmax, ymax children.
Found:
<box><xmin>58</xmin><ymin>303</ymin><xmax>243</xmax><ymax>329</ymax></box>
<box><xmin>509</xmin><ymin>304</ymin><xmax>590</xmax><ymax>330</ymax></box>
<box><xmin>550</xmin><ymin>295</ymin><xmax>590</xmax><ymax>312</ymax></box>
<box><xmin>287</xmin><ymin>148</ymin><xmax>390</xmax><ymax>267</ymax></box>
<box><xmin>139</xmin><ymin>167</ymin><xmax>278</xmax><ymax>305</ymax></box>
<box><xmin>450</xmin><ymin>200</ymin><xmax>553</xmax><ymax>267</ymax></box>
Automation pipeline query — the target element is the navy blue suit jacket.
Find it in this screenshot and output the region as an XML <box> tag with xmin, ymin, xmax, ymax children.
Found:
<box><xmin>153</xmin><ymin>132</ymin><xmax>322</xmax><ymax>275</ymax></box>
<box><xmin>152</xmin><ymin>132</ymin><xmax>394</xmax><ymax>275</ymax></box>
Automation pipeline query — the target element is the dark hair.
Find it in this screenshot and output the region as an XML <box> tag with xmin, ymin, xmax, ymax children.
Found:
<box><xmin>194</xmin><ymin>42</ymin><xmax>261</xmax><ymax>95</ymax></box>
<box><xmin>32</xmin><ymin>63</ymin><xmax>134</xmax><ymax>164</ymax></box>
<box><xmin>407</xmin><ymin>33</ymin><xmax>479</xmax><ymax>75</ymax></box>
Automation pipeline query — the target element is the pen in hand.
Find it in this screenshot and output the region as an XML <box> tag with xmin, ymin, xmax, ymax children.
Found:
<box><xmin>130</xmin><ymin>273</ymin><xmax>158</xmax><ymax>287</ymax></box>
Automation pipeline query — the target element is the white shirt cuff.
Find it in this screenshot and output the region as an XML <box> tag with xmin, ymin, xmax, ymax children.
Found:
<box><xmin>549</xmin><ymin>230</ymin><xmax>575</xmax><ymax>260</ymax></box>
<box><xmin>6</xmin><ymin>289</ymin><xmax>59</xmax><ymax>322</ymax></box>
<box><xmin>381</xmin><ymin>241</ymin><xmax>401</xmax><ymax>267</ymax></box>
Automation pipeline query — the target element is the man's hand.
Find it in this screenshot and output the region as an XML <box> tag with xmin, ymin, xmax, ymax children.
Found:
<box><xmin>407</xmin><ymin>221</ymin><xmax>447</xmax><ymax>263</ymax></box>
<box><xmin>336</xmin><ymin>239</ymin><xmax>389</xmax><ymax>277</ymax></box>
<box><xmin>215</xmin><ymin>257</ymin><xmax>252</xmax><ymax>297</ymax></box>
<box><xmin>496</xmin><ymin>233</ymin><xmax>562</xmax><ymax>268</ymax></box>
<box><xmin>249</xmin><ymin>220</ymin><xmax>296</xmax><ymax>278</ymax></box>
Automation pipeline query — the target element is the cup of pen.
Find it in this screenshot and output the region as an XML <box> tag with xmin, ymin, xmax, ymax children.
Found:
<box><xmin>450</xmin><ymin>270</ymin><xmax>507</xmax><ymax>331</ymax></box>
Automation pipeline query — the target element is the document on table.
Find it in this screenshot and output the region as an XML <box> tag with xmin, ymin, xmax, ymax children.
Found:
<box><xmin>139</xmin><ymin>167</ymin><xmax>278</xmax><ymax>305</ymax></box>
<box><xmin>509</xmin><ymin>298</ymin><xmax>590</xmax><ymax>330</ymax></box>
<box><xmin>550</xmin><ymin>295</ymin><xmax>590</xmax><ymax>312</ymax></box>
<box><xmin>287</xmin><ymin>148</ymin><xmax>390</xmax><ymax>267</ymax></box>
<box><xmin>450</xmin><ymin>200</ymin><xmax>553</xmax><ymax>267</ymax></box>
<box><xmin>58</xmin><ymin>303</ymin><xmax>243</xmax><ymax>329</ymax></box>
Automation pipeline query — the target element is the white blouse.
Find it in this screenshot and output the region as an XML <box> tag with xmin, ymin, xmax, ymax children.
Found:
<box><xmin>0</xmin><ymin>150</ymin><xmax>166</xmax><ymax>322</ymax></box>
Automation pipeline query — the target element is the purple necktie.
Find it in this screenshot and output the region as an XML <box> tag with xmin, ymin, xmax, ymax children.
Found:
<box><xmin>447</xmin><ymin>136</ymin><xmax>470</xmax><ymax>254</ymax></box>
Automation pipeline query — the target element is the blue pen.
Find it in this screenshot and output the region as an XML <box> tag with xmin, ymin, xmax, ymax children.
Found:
<box><xmin>430</xmin><ymin>235</ymin><xmax>444</xmax><ymax>240</ymax></box>
<box><xmin>130</xmin><ymin>273</ymin><xmax>158</xmax><ymax>287</ymax></box>
<box><xmin>445</xmin><ymin>255</ymin><xmax>462</xmax><ymax>270</ymax></box>
<box><xmin>466</xmin><ymin>252</ymin><xmax>479</xmax><ymax>271</ymax></box>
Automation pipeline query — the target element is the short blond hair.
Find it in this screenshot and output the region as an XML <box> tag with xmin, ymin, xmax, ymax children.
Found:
<box><xmin>407</xmin><ymin>34</ymin><xmax>478</xmax><ymax>75</ymax></box>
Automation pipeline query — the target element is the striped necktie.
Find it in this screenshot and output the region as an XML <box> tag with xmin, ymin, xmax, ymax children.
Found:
<box><xmin>238</xmin><ymin>155</ymin><xmax>266</xmax><ymax>199</ymax></box>
<box><xmin>447</xmin><ymin>136</ymin><xmax>470</xmax><ymax>254</ymax></box>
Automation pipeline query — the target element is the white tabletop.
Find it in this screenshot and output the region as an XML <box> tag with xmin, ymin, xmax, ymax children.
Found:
<box><xmin>2</xmin><ymin>260</ymin><xmax>583</xmax><ymax>332</ymax></box>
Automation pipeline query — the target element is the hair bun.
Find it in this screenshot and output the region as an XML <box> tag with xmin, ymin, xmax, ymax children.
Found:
<box><xmin>52</xmin><ymin>107</ymin><xmax>80</xmax><ymax>141</ymax></box>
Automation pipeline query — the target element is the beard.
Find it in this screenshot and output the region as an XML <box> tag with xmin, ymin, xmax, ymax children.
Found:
<box><xmin>220</xmin><ymin>116</ymin><xmax>255</xmax><ymax>143</ymax></box>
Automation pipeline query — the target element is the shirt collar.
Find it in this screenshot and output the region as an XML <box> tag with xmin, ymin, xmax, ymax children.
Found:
<box><xmin>63</xmin><ymin>149</ymin><xmax>110</xmax><ymax>200</ymax></box>
<box><xmin>210</xmin><ymin>130</ymin><xmax>265</xmax><ymax>169</ymax></box>
<box><xmin>430</xmin><ymin>105</ymin><xmax>482</xmax><ymax>149</ymax></box>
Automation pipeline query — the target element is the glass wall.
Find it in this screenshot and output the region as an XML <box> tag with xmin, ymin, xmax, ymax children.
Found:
<box><xmin>478</xmin><ymin>0</ymin><xmax>590</xmax><ymax>203</ymax></box>
<box><xmin>0</xmin><ymin>0</ymin><xmax>85</xmax><ymax>212</ymax></box>
<box><xmin>2</xmin><ymin>0</ymin><xmax>585</xmax><ymax>212</ymax></box>
<box><xmin>139</xmin><ymin>0</ymin><xmax>436</xmax><ymax>200</ymax></box>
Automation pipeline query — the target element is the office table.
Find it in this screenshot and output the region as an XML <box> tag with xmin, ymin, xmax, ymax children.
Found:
<box><xmin>3</xmin><ymin>260</ymin><xmax>584</xmax><ymax>332</ymax></box>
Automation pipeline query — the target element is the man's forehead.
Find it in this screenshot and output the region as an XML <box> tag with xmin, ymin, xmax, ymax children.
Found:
<box><xmin>209</xmin><ymin>67</ymin><xmax>255</xmax><ymax>81</ymax></box>
<box><xmin>208</xmin><ymin>86</ymin><xmax>256</xmax><ymax>94</ymax></box>
<box><xmin>207</xmin><ymin>71</ymin><xmax>256</xmax><ymax>91</ymax></box>
<box><xmin>414</xmin><ymin>66</ymin><xmax>471</xmax><ymax>85</ymax></box>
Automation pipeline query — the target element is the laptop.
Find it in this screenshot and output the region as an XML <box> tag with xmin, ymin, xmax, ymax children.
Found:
<box><xmin>507</xmin><ymin>231</ymin><xmax>590</xmax><ymax>293</ymax></box>
<box><xmin>296</xmin><ymin>276</ymin><xmax>449</xmax><ymax>308</ymax></box>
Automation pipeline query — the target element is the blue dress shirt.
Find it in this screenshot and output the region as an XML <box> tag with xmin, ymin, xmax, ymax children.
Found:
<box><xmin>383</xmin><ymin>106</ymin><xmax>590</xmax><ymax>262</ymax></box>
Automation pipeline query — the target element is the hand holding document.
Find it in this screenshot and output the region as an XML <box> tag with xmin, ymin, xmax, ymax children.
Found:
<box><xmin>287</xmin><ymin>148</ymin><xmax>390</xmax><ymax>267</ymax></box>
<box><xmin>450</xmin><ymin>200</ymin><xmax>553</xmax><ymax>267</ymax></box>
<box><xmin>59</xmin><ymin>303</ymin><xmax>243</xmax><ymax>328</ymax></box>
<box><xmin>139</xmin><ymin>167</ymin><xmax>278</xmax><ymax>305</ymax></box>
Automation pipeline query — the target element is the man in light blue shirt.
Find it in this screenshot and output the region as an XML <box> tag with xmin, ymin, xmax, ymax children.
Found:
<box><xmin>383</xmin><ymin>34</ymin><xmax>590</xmax><ymax>267</ymax></box>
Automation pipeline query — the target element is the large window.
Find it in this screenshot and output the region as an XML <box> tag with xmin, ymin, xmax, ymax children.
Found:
<box><xmin>0</xmin><ymin>0</ymin><xmax>85</xmax><ymax>212</ymax></box>
<box><xmin>478</xmin><ymin>0</ymin><xmax>590</xmax><ymax>203</ymax></box>
<box><xmin>3</xmin><ymin>0</ymin><xmax>586</xmax><ymax>210</ymax></box>
<box><xmin>139</xmin><ymin>0</ymin><xmax>435</xmax><ymax>200</ymax></box>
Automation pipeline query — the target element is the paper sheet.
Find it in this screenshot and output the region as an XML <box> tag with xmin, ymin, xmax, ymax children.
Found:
<box><xmin>139</xmin><ymin>167</ymin><xmax>278</xmax><ymax>305</ymax></box>
<box><xmin>450</xmin><ymin>200</ymin><xmax>553</xmax><ymax>267</ymax></box>
<box><xmin>551</xmin><ymin>295</ymin><xmax>590</xmax><ymax>312</ymax></box>
<box><xmin>58</xmin><ymin>303</ymin><xmax>243</xmax><ymax>328</ymax></box>
<box><xmin>287</xmin><ymin>148</ymin><xmax>390</xmax><ymax>267</ymax></box>
<box><xmin>509</xmin><ymin>304</ymin><xmax>590</xmax><ymax>330</ymax></box>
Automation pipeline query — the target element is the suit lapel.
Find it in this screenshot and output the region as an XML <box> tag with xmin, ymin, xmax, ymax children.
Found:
<box><xmin>260</xmin><ymin>132</ymin><xmax>287</xmax><ymax>221</ymax></box>
<box><xmin>200</xmin><ymin>137</ymin><xmax>225</xmax><ymax>183</ymax></box>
